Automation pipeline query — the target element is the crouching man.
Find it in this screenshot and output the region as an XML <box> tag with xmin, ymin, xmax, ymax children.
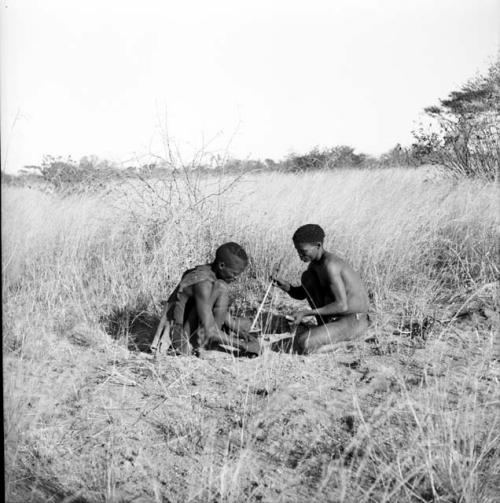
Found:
<box><xmin>153</xmin><ymin>242</ymin><xmax>258</xmax><ymax>356</ymax></box>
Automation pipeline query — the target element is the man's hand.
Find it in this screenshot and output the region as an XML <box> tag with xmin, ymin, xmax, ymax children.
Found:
<box><xmin>236</xmin><ymin>323</ymin><xmax>253</xmax><ymax>342</ymax></box>
<box><xmin>290</xmin><ymin>310</ymin><xmax>312</xmax><ymax>326</ymax></box>
<box><xmin>270</xmin><ymin>274</ymin><xmax>290</xmax><ymax>292</ymax></box>
<box><xmin>224</xmin><ymin>315</ymin><xmax>256</xmax><ymax>341</ymax></box>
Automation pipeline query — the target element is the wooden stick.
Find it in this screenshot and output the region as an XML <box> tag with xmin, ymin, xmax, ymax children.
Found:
<box><xmin>249</xmin><ymin>281</ymin><xmax>274</xmax><ymax>332</ymax></box>
<box><xmin>151</xmin><ymin>303</ymin><xmax>169</xmax><ymax>354</ymax></box>
<box><xmin>284</xmin><ymin>315</ymin><xmax>299</xmax><ymax>354</ymax></box>
<box><xmin>249</xmin><ymin>259</ymin><xmax>284</xmax><ymax>334</ymax></box>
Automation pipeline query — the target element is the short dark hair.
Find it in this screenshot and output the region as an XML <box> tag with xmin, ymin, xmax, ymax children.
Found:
<box><xmin>215</xmin><ymin>242</ymin><xmax>249</xmax><ymax>264</ymax></box>
<box><xmin>292</xmin><ymin>224</ymin><xmax>325</xmax><ymax>244</ymax></box>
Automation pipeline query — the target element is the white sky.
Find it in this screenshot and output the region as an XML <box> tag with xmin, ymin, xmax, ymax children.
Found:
<box><xmin>1</xmin><ymin>0</ymin><xmax>499</xmax><ymax>172</ymax></box>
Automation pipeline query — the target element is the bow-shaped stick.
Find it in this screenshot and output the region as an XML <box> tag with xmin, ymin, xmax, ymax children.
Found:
<box><xmin>249</xmin><ymin>260</ymin><xmax>283</xmax><ymax>333</ymax></box>
<box><xmin>249</xmin><ymin>281</ymin><xmax>274</xmax><ymax>333</ymax></box>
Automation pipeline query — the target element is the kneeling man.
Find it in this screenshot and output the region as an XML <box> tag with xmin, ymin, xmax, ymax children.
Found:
<box><xmin>272</xmin><ymin>224</ymin><xmax>370</xmax><ymax>354</ymax></box>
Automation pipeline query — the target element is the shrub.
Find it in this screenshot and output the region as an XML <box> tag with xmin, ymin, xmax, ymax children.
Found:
<box><xmin>285</xmin><ymin>145</ymin><xmax>369</xmax><ymax>172</ymax></box>
<box><xmin>24</xmin><ymin>155</ymin><xmax>122</xmax><ymax>194</ymax></box>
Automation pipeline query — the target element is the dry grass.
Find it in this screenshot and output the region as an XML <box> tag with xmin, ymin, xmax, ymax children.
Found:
<box><xmin>2</xmin><ymin>167</ymin><xmax>499</xmax><ymax>502</ymax></box>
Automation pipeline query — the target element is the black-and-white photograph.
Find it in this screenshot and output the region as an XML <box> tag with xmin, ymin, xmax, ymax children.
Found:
<box><xmin>2</xmin><ymin>1</ymin><xmax>499</xmax><ymax>501</ymax></box>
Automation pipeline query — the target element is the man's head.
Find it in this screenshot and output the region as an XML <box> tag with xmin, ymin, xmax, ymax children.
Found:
<box><xmin>214</xmin><ymin>242</ymin><xmax>248</xmax><ymax>282</ymax></box>
<box><xmin>292</xmin><ymin>224</ymin><xmax>325</xmax><ymax>262</ymax></box>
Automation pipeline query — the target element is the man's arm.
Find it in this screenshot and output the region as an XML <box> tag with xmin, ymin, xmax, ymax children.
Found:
<box><xmin>224</xmin><ymin>313</ymin><xmax>252</xmax><ymax>338</ymax></box>
<box><xmin>271</xmin><ymin>276</ymin><xmax>308</xmax><ymax>300</ymax></box>
<box><xmin>288</xmin><ymin>284</ymin><xmax>308</xmax><ymax>300</ymax></box>
<box><xmin>293</xmin><ymin>264</ymin><xmax>348</xmax><ymax>322</ymax></box>
<box><xmin>193</xmin><ymin>281</ymin><xmax>222</xmax><ymax>342</ymax></box>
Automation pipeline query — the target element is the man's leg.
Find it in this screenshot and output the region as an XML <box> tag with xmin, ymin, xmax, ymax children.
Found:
<box><xmin>181</xmin><ymin>281</ymin><xmax>259</xmax><ymax>354</ymax></box>
<box><xmin>294</xmin><ymin>314</ymin><xmax>369</xmax><ymax>354</ymax></box>
<box><xmin>170</xmin><ymin>323</ymin><xmax>192</xmax><ymax>355</ymax></box>
<box><xmin>205</xmin><ymin>281</ymin><xmax>260</xmax><ymax>354</ymax></box>
<box><xmin>181</xmin><ymin>280</ymin><xmax>231</xmax><ymax>351</ymax></box>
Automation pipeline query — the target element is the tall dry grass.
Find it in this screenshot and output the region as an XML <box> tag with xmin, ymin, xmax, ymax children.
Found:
<box><xmin>2</xmin><ymin>167</ymin><xmax>499</xmax><ymax>502</ymax></box>
<box><xmin>3</xmin><ymin>169</ymin><xmax>497</xmax><ymax>332</ymax></box>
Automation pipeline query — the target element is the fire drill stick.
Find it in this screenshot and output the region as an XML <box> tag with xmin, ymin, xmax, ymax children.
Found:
<box><xmin>249</xmin><ymin>281</ymin><xmax>274</xmax><ymax>333</ymax></box>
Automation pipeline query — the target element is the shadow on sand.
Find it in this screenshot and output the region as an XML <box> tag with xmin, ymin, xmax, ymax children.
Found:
<box><xmin>102</xmin><ymin>307</ymin><xmax>293</xmax><ymax>357</ymax></box>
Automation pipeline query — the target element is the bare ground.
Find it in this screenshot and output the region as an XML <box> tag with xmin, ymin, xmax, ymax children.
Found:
<box><xmin>5</xmin><ymin>304</ymin><xmax>500</xmax><ymax>503</ymax></box>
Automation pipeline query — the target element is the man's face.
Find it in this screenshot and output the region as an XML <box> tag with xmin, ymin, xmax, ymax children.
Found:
<box><xmin>294</xmin><ymin>241</ymin><xmax>321</xmax><ymax>262</ymax></box>
<box><xmin>217</xmin><ymin>256</ymin><xmax>247</xmax><ymax>283</ymax></box>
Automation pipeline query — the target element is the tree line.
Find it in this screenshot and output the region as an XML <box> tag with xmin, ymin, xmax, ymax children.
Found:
<box><xmin>3</xmin><ymin>57</ymin><xmax>498</xmax><ymax>192</ymax></box>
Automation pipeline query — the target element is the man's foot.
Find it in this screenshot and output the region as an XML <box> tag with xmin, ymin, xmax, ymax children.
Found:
<box><xmin>240</xmin><ymin>338</ymin><xmax>263</xmax><ymax>356</ymax></box>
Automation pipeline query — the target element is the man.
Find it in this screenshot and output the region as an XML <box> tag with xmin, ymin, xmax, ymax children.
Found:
<box><xmin>272</xmin><ymin>224</ymin><xmax>370</xmax><ymax>354</ymax></box>
<box><xmin>153</xmin><ymin>242</ymin><xmax>257</xmax><ymax>356</ymax></box>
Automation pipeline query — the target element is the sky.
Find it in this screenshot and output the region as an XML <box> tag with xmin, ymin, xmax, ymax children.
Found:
<box><xmin>1</xmin><ymin>0</ymin><xmax>499</xmax><ymax>172</ymax></box>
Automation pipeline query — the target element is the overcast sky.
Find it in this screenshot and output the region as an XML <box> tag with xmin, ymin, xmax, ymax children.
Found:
<box><xmin>1</xmin><ymin>0</ymin><xmax>498</xmax><ymax>172</ymax></box>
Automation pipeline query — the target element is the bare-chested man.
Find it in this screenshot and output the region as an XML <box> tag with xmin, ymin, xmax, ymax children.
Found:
<box><xmin>154</xmin><ymin>242</ymin><xmax>258</xmax><ymax>356</ymax></box>
<box><xmin>272</xmin><ymin>224</ymin><xmax>370</xmax><ymax>354</ymax></box>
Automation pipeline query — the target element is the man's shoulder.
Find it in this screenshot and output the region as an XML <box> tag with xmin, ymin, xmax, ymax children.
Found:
<box><xmin>324</xmin><ymin>252</ymin><xmax>345</xmax><ymax>271</ymax></box>
<box><xmin>179</xmin><ymin>264</ymin><xmax>217</xmax><ymax>292</ymax></box>
<box><xmin>194</xmin><ymin>264</ymin><xmax>214</xmax><ymax>275</ymax></box>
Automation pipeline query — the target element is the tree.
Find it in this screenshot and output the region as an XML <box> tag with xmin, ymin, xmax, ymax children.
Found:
<box><xmin>412</xmin><ymin>57</ymin><xmax>499</xmax><ymax>180</ymax></box>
